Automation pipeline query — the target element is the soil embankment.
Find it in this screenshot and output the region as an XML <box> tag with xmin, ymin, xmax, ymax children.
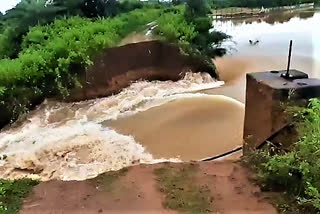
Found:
<box><xmin>0</xmin><ymin>40</ymin><xmax>214</xmax><ymax>129</ymax></box>
<box><xmin>22</xmin><ymin>161</ymin><xmax>277</xmax><ymax>214</ymax></box>
<box><xmin>69</xmin><ymin>40</ymin><xmax>215</xmax><ymax>101</ymax></box>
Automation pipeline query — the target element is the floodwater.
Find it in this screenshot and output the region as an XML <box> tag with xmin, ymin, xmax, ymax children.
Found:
<box><xmin>0</xmin><ymin>73</ymin><xmax>225</xmax><ymax>181</ymax></box>
<box><xmin>207</xmin><ymin>8</ymin><xmax>320</xmax><ymax>102</ymax></box>
<box><xmin>104</xmin><ymin>96</ymin><xmax>244</xmax><ymax>161</ymax></box>
<box><xmin>107</xmin><ymin>8</ymin><xmax>320</xmax><ymax>162</ymax></box>
<box><xmin>0</xmin><ymin>8</ymin><xmax>318</xmax><ymax>181</ymax></box>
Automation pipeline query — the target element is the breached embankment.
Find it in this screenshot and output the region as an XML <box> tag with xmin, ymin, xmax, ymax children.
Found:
<box><xmin>0</xmin><ymin>40</ymin><xmax>215</xmax><ymax>129</ymax></box>
<box><xmin>0</xmin><ymin>72</ymin><xmax>229</xmax><ymax>181</ymax></box>
<box><xmin>0</xmin><ymin>40</ymin><xmax>248</xmax><ymax>182</ymax></box>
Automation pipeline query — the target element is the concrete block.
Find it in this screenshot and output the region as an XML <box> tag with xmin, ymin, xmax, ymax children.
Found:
<box><xmin>243</xmin><ymin>70</ymin><xmax>320</xmax><ymax>153</ymax></box>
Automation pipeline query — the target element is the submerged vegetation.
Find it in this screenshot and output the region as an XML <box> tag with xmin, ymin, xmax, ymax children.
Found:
<box><xmin>0</xmin><ymin>0</ymin><xmax>228</xmax><ymax>128</ymax></box>
<box><xmin>0</xmin><ymin>179</ymin><xmax>38</xmax><ymax>214</ymax></box>
<box><xmin>246</xmin><ymin>99</ymin><xmax>320</xmax><ymax>213</ymax></box>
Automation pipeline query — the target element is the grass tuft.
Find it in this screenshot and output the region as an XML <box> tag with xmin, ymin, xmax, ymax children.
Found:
<box><xmin>154</xmin><ymin>163</ymin><xmax>213</xmax><ymax>214</ymax></box>
<box><xmin>245</xmin><ymin>99</ymin><xmax>320</xmax><ymax>213</ymax></box>
<box><xmin>89</xmin><ymin>167</ymin><xmax>129</xmax><ymax>192</ymax></box>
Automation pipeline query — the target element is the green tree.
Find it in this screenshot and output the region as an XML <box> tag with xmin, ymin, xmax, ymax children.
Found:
<box><xmin>185</xmin><ymin>0</ymin><xmax>210</xmax><ymax>20</ymax></box>
<box><xmin>0</xmin><ymin>0</ymin><xmax>65</xmax><ymax>58</ymax></box>
<box><xmin>119</xmin><ymin>0</ymin><xmax>143</xmax><ymax>13</ymax></box>
<box><xmin>104</xmin><ymin>0</ymin><xmax>121</xmax><ymax>17</ymax></box>
<box><xmin>52</xmin><ymin>0</ymin><xmax>85</xmax><ymax>16</ymax></box>
<box><xmin>172</xmin><ymin>0</ymin><xmax>182</xmax><ymax>5</ymax></box>
<box><xmin>185</xmin><ymin>0</ymin><xmax>229</xmax><ymax>58</ymax></box>
<box><xmin>81</xmin><ymin>0</ymin><xmax>106</xmax><ymax>17</ymax></box>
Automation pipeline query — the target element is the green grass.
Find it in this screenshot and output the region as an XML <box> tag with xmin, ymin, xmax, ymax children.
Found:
<box><xmin>245</xmin><ymin>99</ymin><xmax>320</xmax><ymax>213</ymax></box>
<box><xmin>154</xmin><ymin>163</ymin><xmax>213</xmax><ymax>214</ymax></box>
<box><xmin>0</xmin><ymin>179</ymin><xmax>38</xmax><ymax>214</ymax></box>
<box><xmin>88</xmin><ymin>167</ymin><xmax>129</xmax><ymax>192</ymax></box>
<box><xmin>0</xmin><ymin>6</ymin><xmax>205</xmax><ymax>127</ymax></box>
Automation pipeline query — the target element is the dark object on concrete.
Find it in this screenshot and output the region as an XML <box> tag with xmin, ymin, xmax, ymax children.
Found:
<box><xmin>281</xmin><ymin>40</ymin><xmax>293</xmax><ymax>79</ymax></box>
<box><xmin>243</xmin><ymin>70</ymin><xmax>320</xmax><ymax>153</ymax></box>
<box><xmin>68</xmin><ymin>40</ymin><xmax>215</xmax><ymax>101</ymax></box>
<box><xmin>202</xmin><ymin>147</ymin><xmax>243</xmax><ymax>162</ymax></box>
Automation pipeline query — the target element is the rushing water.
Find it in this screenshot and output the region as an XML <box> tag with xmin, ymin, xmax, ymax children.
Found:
<box><xmin>0</xmin><ymin>8</ymin><xmax>318</xmax><ymax>181</ymax></box>
<box><xmin>0</xmin><ymin>73</ymin><xmax>225</xmax><ymax>181</ymax></box>
<box><xmin>109</xmin><ymin>8</ymin><xmax>320</xmax><ymax>166</ymax></box>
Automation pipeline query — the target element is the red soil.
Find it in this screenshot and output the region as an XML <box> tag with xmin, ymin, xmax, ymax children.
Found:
<box><xmin>22</xmin><ymin>161</ymin><xmax>277</xmax><ymax>214</ymax></box>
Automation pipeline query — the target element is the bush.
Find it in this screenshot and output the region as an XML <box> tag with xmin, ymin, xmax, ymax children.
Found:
<box><xmin>183</xmin><ymin>0</ymin><xmax>229</xmax><ymax>58</ymax></box>
<box><xmin>0</xmin><ymin>179</ymin><xmax>38</xmax><ymax>214</ymax></box>
<box><xmin>0</xmin><ymin>28</ymin><xmax>20</xmax><ymax>59</ymax></box>
<box><xmin>119</xmin><ymin>0</ymin><xmax>144</xmax><ymax>13</ymax></box>
<box><xmin>0</xmin><ymin>8</ymin><xmax>161</xmax><ymax>124</ymax></box>
<box><xmin>0</xmin><ymin>0</ymin><xmax>157</xmax><ymax>60</ymax></box>
<box><xmin>155</xmin><ymin>7</ymin><xmax>197</xmax><ymax>44</ymax></box>
<box><xmin>258</xmin><ymin>99</ymin><xmax>320</xmax><ymax>213</ymax></box>
<box><xmin>185</xmin><ymin>0</ymin><xmax>210</xmax><ymax>20</ymax></box>
<box><xmin>0</xmin><ymin>4</ymin><xmax>227</xmax><ymax>127</ymax></box>
<box><xmin>193</xmin><ymin>17</ymin><xmax>212</xmax><ymax>33</ymax></box>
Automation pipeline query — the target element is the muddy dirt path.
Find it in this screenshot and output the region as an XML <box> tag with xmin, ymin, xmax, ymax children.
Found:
<box><xmin>22</xmin><ymin>161</ymin><xmax>277</xmax><ymax>214</ymax></box>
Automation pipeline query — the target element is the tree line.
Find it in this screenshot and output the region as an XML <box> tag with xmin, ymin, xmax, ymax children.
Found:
<box><xmin>209</xmin><ymin>0</ymin><xmax>318</xmax><ymax>8</ymax></box>
<box><xmin>0</xmin><ymin>0</ymin><xmax>151</xmax><ymax>59</ymax></box>
<box><xmin>0</xmin><ymin>0</ymin><xmax>229</xmax><ymax>127</ymax></box>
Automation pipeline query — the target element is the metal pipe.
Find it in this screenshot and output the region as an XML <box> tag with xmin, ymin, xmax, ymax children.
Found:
<box><xmin>286</xmin><ymin>40</ymin><xmax>293</xmax><ymax>78</ymax></box>
<box><xmin>202</xmin><ymin>147</ymin><xmax>243</xmax><ymax>162</ymax></box>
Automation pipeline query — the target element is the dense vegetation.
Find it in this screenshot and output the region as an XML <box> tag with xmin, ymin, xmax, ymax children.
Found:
<box><xmin>0</xmin><ymin>0</ymin><xmax>228</xmax><ymax>127</ymax></box>
<box><xmin>0</xmin><ymin>0</ymin><xmax>147</xmax><ymax>59</ymax></box>
<box><xmin>0</xmin><ymin>179</ymin><xmax>38</xmax><ymax>214</ymax></box>
<box><xmin>246</xmin><ymin>99</ymin><xmax>320</xmax><ymax>213</ymax></box>
<box><xmin>209</xmin><ymin>0</ymin><xmax>317</xmax><ymax>8</ymax></box>
<box><xmin>0</xmin><ymin>8</ymin><xmax>161</xmax><ymax>124</ymax></box>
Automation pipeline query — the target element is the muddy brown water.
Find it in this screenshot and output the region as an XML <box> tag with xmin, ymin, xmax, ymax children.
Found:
<box><xmin>0</xmin><ymin>8</ymin><xmax>319</xmax><ymax>181</ymax></box>
<box><xmin>107</xmin><ymin>8</ymin><xmax>320</xmax><ymax>161</ymax></box>
<box><xmin>103</xmin><ymin>96</ymin><xmax>244</xmax><ymax>161</ymax></box>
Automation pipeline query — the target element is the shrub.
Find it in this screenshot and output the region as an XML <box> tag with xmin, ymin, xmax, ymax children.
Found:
<box><xmin>193</xmin><ymin>17</ymin><xmax>212</xmax><ymax>33</ymax></box>
<box><xmin>257</xmin><ymin>99</ymin><xmax>320</xmax><ymax>213</ymax></box>
<box><xmin>0</xmin><ymin>5</ymin><xmax>227</xmax><ymax>127</ymax></box>
<box><xmin>0</xmin><ymin>8</ymin><xmax>161</xmax><ymax>124</ymax></box>
<box><xmin>119</xmin><ymin>0</ymin><xmax>144</xmax><ymax>13</ymax></box>
<box><xmin>155</xmin><ymin>7</ymin><xmax>197</xmax><ymax>44</ymax></box>
<box><xmin>0</xmin><ymin>179</ymin><xmax>38</xmax><ymax>214</ymax></box>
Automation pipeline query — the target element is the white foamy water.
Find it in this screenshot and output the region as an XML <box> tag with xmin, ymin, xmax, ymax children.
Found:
<box><xmin>0</xmin><ymin>72</ymin><xmax>224</xmax><ymax>181</ymax></box>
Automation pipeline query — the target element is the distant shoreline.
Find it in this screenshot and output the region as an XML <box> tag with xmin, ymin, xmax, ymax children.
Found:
<box><xmin>211</xmin><ymin>3</ymin><xmax>315</xmax><ymax>19</ymax></box>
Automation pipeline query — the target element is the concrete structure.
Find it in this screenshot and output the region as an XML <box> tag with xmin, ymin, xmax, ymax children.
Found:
<box><xmin>243</xmin><ymin>70</ymin><xmax>320</xmax><ymax>152</ymax></box>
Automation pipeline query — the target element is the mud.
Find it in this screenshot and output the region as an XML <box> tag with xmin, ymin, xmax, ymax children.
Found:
<box><xmin>21</xmin><ymin>162</ymin><xmax>277</xmax><ymax>214</ymax></box>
